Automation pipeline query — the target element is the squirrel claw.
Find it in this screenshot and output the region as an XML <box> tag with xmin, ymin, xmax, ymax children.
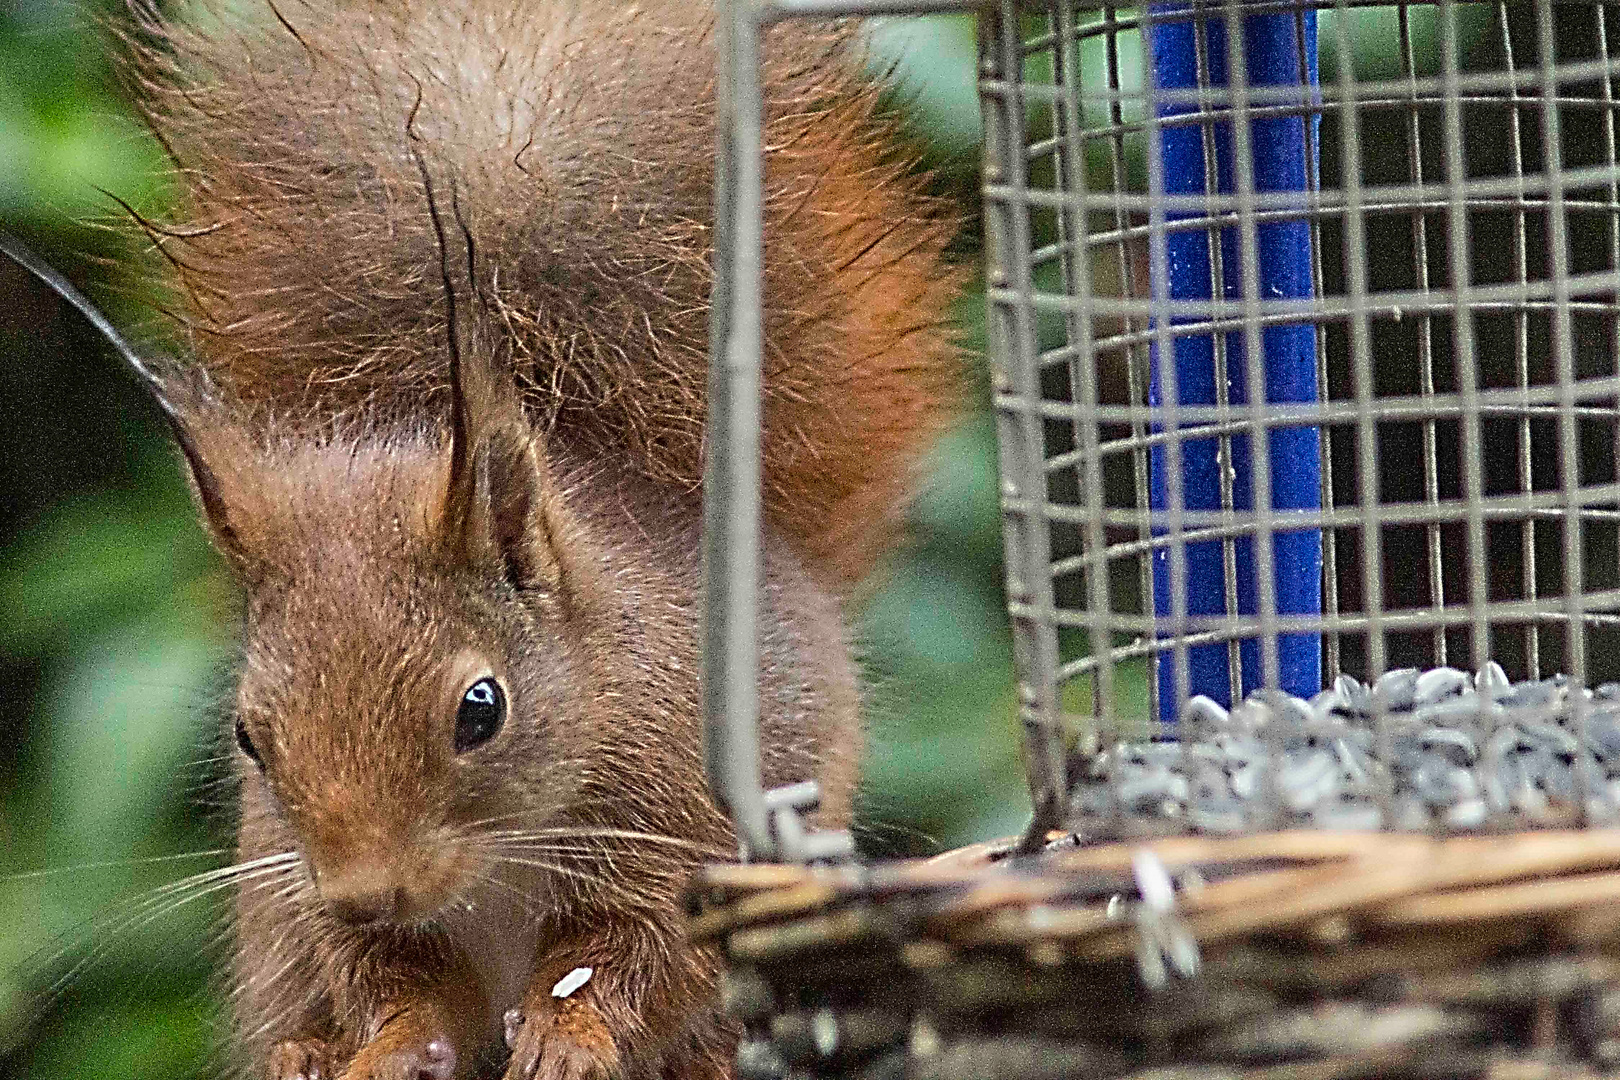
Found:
<box><xmin>339</xmin><ymin>1008</ymin><xmax>459</xmax><ymax>1080</ymax></box>
<box><xmin>502</xmin><ymin>997</ymin><xmax>617</xmax><ymax>1080</ymax></box>
<box><xmin>341</xmin><ymin>1039</ymin><xmax>456</xmax><ymax>1080</ymax></box>
<box><xmin>268</xmin><ymin>1037</ymin><xmax>333</xmax><ymax>1080</ymax></box>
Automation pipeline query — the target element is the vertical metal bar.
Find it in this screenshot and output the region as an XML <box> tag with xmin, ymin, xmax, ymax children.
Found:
<box><xmin>1144</xmin><ymin>3</ymin><xmax>1197</xmax><ymax>734</ymax></box>
<box><xmin>1190</xmin><ymin>8</ymin><xmax>1248</xmax><ymax>707</ymax></box>
<box><xmin>983</xmin><ymin>2</ymin><xmax>1067</xmax><ymax>839</ymax></box>
<box><xmin>1048</xmin><ymin>5</ymin><xmax>1091</xmax><ymax>721</ymax></box>
<box><xmin>1300</xmin><ymin>3</ymin><xmax>1339</xmax><ymax>682</ymax></box>
<box><xmin>1536</xmin><ymin>0</ymin><xmax>1588</xmax><ymax>816</ymax></box>
<box><xmin>1223</xmin><ymin>0</ymin><xmax>1271</xmax><ymax>694</ymax></box>
<box><xmin>1600</xmin><ymin>5</ymin><xmax>1620</xmax><ymax>624</ymax></box>
<box><xmin>1401</xmin><ymin>2</ymin><xmax>1449</xmax><ymax>669</ymax></box>
<box><xmin>1499</xmin><ymin>1</ymin><xmax>1542</xmax><ymax>678</ymax></box>
<box><xmin>1105</xmin><ymin>7</ymin><xmax>1161</xmax><ymax>730</ymax></box>
<box><xmin>703</xmin><ymin>0</ymin><xmax>774</xmax><ymax>860</ymax></box>
<box><xmin>1334</xmin><ymin>0</ymin><xmax>1393</xmax><ymax>824</ymax></box>
<box><xmin>1441</xmin><ymin>0</ymin><xmax>1492</xmax><ymax>670</ymax></box>
<box><xmin>1051</xmin><ymin>3</ymin><xmax>1118</xmax><ymax>738</ymax></box>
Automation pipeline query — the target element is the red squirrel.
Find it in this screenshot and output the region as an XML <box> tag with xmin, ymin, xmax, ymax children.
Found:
<box><xmin>78</xmin><ymin>0</ymin><xmax>961</xmax><ymax>1077</ymax></box>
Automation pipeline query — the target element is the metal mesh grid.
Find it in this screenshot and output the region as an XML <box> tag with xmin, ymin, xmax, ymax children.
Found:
<box><xmin>981</xmin><ymin>2</ymin><xmax>1620</xmax><ymax>818</ymax></box>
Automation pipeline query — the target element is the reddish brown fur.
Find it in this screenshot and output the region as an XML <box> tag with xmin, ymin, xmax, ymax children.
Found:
<box><xmin>126</xmin><ymin>0</ymin><xmax>963</xmax><ymax>587</ymax></box>
<box><xmin>113</xmin><ymin>0</ymin><xmax>958</xmax><ymax>1077</ymax></box>
<box><xmin>214</xmin><ymin>416</ymin><xmax>860</xmax><ymax>1079</ymax></box>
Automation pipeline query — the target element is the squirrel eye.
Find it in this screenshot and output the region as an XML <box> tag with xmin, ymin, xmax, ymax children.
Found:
<box><xmin>454</xmin><ymin>677</ymin><xmax>506</xmax><ymax>753</ymax></box>
<box><xmin>234</xmin><ymin>717</ymin><xmax>264</xmax><ymax>768</ymax></box>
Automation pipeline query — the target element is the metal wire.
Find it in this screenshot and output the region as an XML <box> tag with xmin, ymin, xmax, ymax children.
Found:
<box><xmin>705</xmin><ymin>0</ymin><xmax>1620</xmax><ymax>843</ymax></box>
<box><xmin>978</xmin><ymin>0</ymin><xmax>1620</xmax><ymax>815</ymax></box>
<box><xmin>982</xmin><ymin>1</ymin><xmax>1069</xmax><ymax>837</ymax></box>
<box><xmin>706</xmin><ymin>0</ymin><xmax>773</xmax><ymax>859</ymax></box>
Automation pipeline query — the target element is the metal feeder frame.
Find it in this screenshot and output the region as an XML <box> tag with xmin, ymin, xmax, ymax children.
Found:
<box><xmin>704</xmin><ymin>0</ymin><xmax>1620</xmax><ymax>857</ymax></box>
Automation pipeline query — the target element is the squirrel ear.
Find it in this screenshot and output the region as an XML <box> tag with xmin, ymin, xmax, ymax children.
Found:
<box><xmin>441</xmin><ymin>360</ymin><xmax>567</xmax><ymax>592</ymax></box>
<box><xmin>463</xmin><ymin>423</ymin><xmax>567</xmax><ymax>593</ymax></box>
<box><xmin>0</xmin><ymin>231</ymin><xmax>250</xmax><ymax>566</ymax></box>
<box><xmin>436</xmin><ymin>312</ymin><xmax>564</xmax><ymax>592</ymax></box>
<box><xmin>170</xmin><ymin>417</ymin><xmax>251</xmax><ymax>566</ymax></box>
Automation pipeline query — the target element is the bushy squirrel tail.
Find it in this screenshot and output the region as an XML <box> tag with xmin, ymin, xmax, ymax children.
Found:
<box><xmin>122</xmin><ymin>0</ymin><xmax>964</xmax><ymax>587</ymax></box>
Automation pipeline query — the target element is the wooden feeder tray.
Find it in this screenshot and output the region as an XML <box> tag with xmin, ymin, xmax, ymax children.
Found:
<box><xmin>686</xmin><ymin>829</ymin><xmax>1620</xmax><ymax>1080</ymax></box>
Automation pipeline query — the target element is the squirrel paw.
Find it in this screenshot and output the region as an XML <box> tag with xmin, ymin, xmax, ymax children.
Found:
<box><xmin>338</xmin><ymin>1006</ymin><xmax>459</xmax><ymax>1080</ymax></box>
<box><xmin>501</xmin><ymin>997</ymin><xmax>619</xmax><ymax>1080</ymax></box>
<box><xmin>268</xmin><ymin>1037</ymin><xmax>334</xmax><ymax>1080</ymax></box>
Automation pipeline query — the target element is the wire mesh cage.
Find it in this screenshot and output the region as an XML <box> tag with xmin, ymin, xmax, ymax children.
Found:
<box><xmin>692</xmin><ymin>4</ymin><xmax>1620</xmax><ymax>1078</ymax></box>
<box><xmin>979</xmin><ymin>0</ymin><xmax>1620</xmax><ymax>835</ymax></box>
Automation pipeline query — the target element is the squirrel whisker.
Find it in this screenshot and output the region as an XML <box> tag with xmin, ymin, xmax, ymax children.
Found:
<box><xmin>481</xmin><ymin>855</ymin><xmax>658</xmax><ymax>905</ymax></box>
<box><xmin>0</xmin><ymin>847</ymin><xmax>235</xmax><ymax>885</ymax></box>
<box><xmin>471</xmin><ymin>826</ymin><xmax>724</xmax><ymax>853</ymax></box>
<box><xmin>470</xmin><ymin>844</ymin><xmax>706</xmax><ymax>887</ymax></box>
<box><xmin>471</xmin><ymin>842</ymin><xmax>633</xmax><ymax>858</ymax></box>
<box><xmin>25</xmin><ymin>853</ymin><xmax>302</xmax><ymax>1020</ymax></box>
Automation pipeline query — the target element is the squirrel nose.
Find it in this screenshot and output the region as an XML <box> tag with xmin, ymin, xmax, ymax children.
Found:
<box><xmin>317</xmin><ymin>863</ymin><xmax>408</xmax><ymax>925</ymax></box>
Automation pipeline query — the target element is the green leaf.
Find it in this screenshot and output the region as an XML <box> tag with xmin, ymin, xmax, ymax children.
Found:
<box><xmin>864</xmin><ymin>15</ymin><xmax>982</xmax><ymax>156</ymax></box>
<box><xmin>0</xmin><ymin>487</ymin><xmax>217</xmax><ymax>655</ymax></box>
<box><xmin>24</xmin><ymin>995</ymin><xmax>214</xmax><ymax>1080</ymax></box>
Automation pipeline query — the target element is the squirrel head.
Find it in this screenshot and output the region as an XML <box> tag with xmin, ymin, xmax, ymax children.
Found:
<box><xmin>177</xmin><ymin>364</ymin><xmax>603</xmax><ymax>926</ymax></box>
<box><xmin>0</xmin><ymin>210</ymin><xmax>690</xmax><ymax>935</ymax></box>
<box><xmin>143</xmin><ymin>147</ymin><xmax>679</xmax><ymax>927</ymax></box>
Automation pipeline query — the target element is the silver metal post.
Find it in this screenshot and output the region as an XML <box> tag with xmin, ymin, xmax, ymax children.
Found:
<box><xmin>704</xmin><ymin>0</ymin><xmax>774</xmax><ymax>861</ymax></box>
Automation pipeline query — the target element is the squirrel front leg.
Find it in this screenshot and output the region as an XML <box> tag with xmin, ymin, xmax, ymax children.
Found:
<box><xmin>501</xmin><ymin>921</ymin><xmax>729</xmax><ymax>1080</ymax></box>
<box><xmin>321</xmin><ymin>928</ymin><xmax>493</xmax><ymax>1080</ymax></box>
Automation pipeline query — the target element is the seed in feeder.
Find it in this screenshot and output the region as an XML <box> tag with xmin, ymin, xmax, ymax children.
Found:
<box><xmin>1415</xmin><ymin>666</ymin><xmax>1468</xmax><ymax>705</ymax></box>
<box><xmin>1132</xmin><ymin>850</ymin><xmax>1176</xmax><ymax>912</ymax></box>
<box><xmin>552</xmin><ymin>967</ymin><xmax>594</xmax><ymax>999</ymax></box>
<box><xmin>812</xmin><ymin>1010</ymin><xmax>839</xmax><ymax>1057</ymax></box>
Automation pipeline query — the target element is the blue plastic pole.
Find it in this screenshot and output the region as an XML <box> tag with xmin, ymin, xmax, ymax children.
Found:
<box><xmin>1148</xmin><ymin>6</ymin><xmax>1322</xmax><ymax>726</ymax></box>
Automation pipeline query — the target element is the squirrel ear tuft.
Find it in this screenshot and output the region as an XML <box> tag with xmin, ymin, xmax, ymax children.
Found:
<box><xmin>414</xmin><ymin>149</ymin><xmax>565</xmax><ymax>593</ymax></box>
<box><xmin>0</xmin><ymin>231</ymin><xmax>253</xmax><ymax>569</ymax></box>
